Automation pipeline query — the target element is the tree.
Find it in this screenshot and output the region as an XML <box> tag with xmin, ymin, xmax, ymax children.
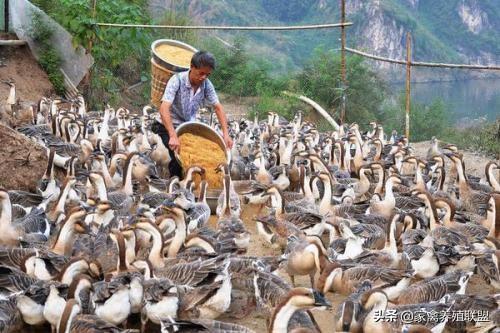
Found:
<box><xmin>296</xmin><ymin>49</ymin><xmax>387</xmax><ymax>124</ymax></box>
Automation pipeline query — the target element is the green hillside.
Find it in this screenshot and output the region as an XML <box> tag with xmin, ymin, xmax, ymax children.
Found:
<box><xmin>156</xmin><ymin>0</ymin><xmax>500</xmax><ymax>75</ymax></box>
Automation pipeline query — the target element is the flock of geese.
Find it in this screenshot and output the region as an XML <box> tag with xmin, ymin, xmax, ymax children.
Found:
<box><xmin>0</xmin><ymin>82</ymin><xmax>499</xmax><ymax>333</ymax></box>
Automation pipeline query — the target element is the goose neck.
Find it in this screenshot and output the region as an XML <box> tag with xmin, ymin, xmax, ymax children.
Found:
<box><xmin>121</xmin><ymin>156</ymin><xmax>135</xmax><ymax>196</ymax></box>
<box><xmin>270</xmin><ymin>301</ymin><xmax>299</xmax><ymax>333</ymax></box>
<box><xmin>51</xmin><ymin>219</ymin><xmax>77</xmax><ymax>256</ymax></box>
<box><xmin>319</xmin><ymin>177</ymin><xmax>332</xmax><ymax>214</ymax></box>
<box><xmin>94</xmin><ymin>177</ymin><xmax>108</xmax><ymax>201</ymax></box>
<box><xmin>167</xmin><ymin>215</ymin><xmax>187</xmax><ymax>258</ymax></box>
<box><xmin>144</xmin><ymin>225</ymin><xmax>164</xmax><ymax>268</ymax></box>
<box><xmin>54</xmin><ymin>182</ymin><xmax>72</xmax><ymax>213</ymax></box>
<box><xmin>0</xmin><ymin>194</ymin><xmax>12</xmax><ymax>227</ymax></box>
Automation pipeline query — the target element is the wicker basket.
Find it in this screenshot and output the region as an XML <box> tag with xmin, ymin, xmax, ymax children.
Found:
<box><xmin>150</xmin><ymin>57</ymin><xmax>175</xmax><ymax>109</ymax></box>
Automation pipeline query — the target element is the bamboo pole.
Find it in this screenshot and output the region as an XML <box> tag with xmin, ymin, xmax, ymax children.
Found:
<box><xmin>345</xmin><ymin>47</ymin><xmax>500</xmax><ymax>70</ymax></box>
<box><xmin>88</xmin><ymin>0</ymin><xmax>97</xmax><ymax>53</ymax></box>
<box><xmin>81</xmin><ymin>0</ymin><xmax>97</xmax><ymax>91</ymax></box>
<box><xmin>405</xmin><ymin>33</ymin><xmax>411</xmax><ymax>139</ymax></box>
<box><xmin>283</xmin><ymin>91</ymin><xmax>340</xmax><ymax>131</ymax></box>
<box><xmin>340</xmin><ymin>0</ymin><xmax>347</xmax><ymax>123</ymax></box>
<box><xmin>0</xmin><ymin>40</ymin><xmax>27</xmax><ymax>46</ymax></box>
<box><xmin>95</xmin><ymin>22</ymin><xmax>353</xmax><ymax>30</ymax></box>
<box><xmin>4</xmin><ymin>0</ymin><xmax>9</xmax><ymax>32</ymax></box>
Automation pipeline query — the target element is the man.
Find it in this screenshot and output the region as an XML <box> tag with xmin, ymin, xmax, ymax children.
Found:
<box><xmin>152</xmin><ymin>50</ymin><xmax>233</xmax><ymax>177</ymax></box>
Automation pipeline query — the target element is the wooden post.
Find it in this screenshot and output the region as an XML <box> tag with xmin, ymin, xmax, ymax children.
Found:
<box><xmin>82</xmin><ymin>0</ymin><xmax>97</xmax><ymax>90</ymax></box>
<box><xmin>4</xmin><ymin>0</ymin><xmax>9</xmax><ymax>32</ymax></box>
<box><xmin>340</xmin><ymin>0</ymin><xmax>347</xmax><ymax>123</ymax></box>
<box><xmin>405</xmin><ymin>32</ymin><xmax>411</xmax><ymax>139</ymax></box>
<box><xmin>88</xmin><ymin>0</ymin><xmax>97</xmax><ymax>53</ymax></box>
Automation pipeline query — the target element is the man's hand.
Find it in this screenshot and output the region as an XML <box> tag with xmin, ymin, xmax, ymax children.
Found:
<box><xmin>223</xmin><ymin>132</ymin><xmax>233</xmax><ymax>149</ymax></box>
<box><xmin>169</xmin><ymin>133</ymin><xmax>180</xmax><ymax>153</ymax></box>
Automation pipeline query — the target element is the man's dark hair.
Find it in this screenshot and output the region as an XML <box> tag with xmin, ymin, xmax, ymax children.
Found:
<box><xmin>191</xmin><ymin>51</ymin><xmax>216</xmax><ymax>70</ymax></box>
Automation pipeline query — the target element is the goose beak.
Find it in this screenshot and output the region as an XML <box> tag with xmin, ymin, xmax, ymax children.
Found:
<box><xmin>313</xmin><ymin>290</ymin><xmax>331</xmax><ymax>308</ymax></box>
<box><xmin>80</xmin><ymin>202</ymin><xmax>94</xmax><ymax>213</ymax></box>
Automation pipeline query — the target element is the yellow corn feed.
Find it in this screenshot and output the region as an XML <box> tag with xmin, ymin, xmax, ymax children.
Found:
<box><xmin>179</xmin><ymin>133</ymin><xmax>225</xmax><ymax>189</ymax></box>
<box><xmin>155</xmin><ymin>44</ymin><xmax>194</xmax><ymax>68</ymax></box>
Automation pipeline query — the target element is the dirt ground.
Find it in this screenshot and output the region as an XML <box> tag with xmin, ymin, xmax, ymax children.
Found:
<box><xmin>0</xmin><ymin>123</ymin><xmax>47</xmax><ymax>192</ymax></box>
<box><xmin>411</xmin><ymin>140</ymin><xmax>499</xmax><ymax>178</ymax></box>
<box><xmin>0</xmin><ymin>38</ymin><xmax>55</xmax><ymax>104</ymax></box>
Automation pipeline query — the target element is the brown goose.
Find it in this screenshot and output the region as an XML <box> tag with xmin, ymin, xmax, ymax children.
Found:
<box><xmin>395</xmin><ymin>270</ymin><xmax>473</xmax><ymax>305</ymax></box>
<box><xmin>281</xmin><ymin>235</ymin><xmax>329</xmax><ymax>287</ymax></box>
<box><xmin>485</xmin><ymin>161</ymin><xmax>499</xmax><ymax>191</ymax></box>
<box><xmin>57</xmin><ymin>299</ymin><xmax>138</xmax><ymax>333</ymax></box>
<box><xmin>268</xmin><ymin>287</ymin><xmax>331</xmax><ymax>333</ymax></box>
<box><xmin>317</xmin><ymin>261</ymin><xmax>413</xmax><ymax>296</ymax></box>
<box><xmin>264</xmin><ymin>186</ymin><xmax>324</xmax><ymax>236</ymax></box>
<box><xmin>360</xmin><ymin>290</ymin><xmax>450</xmax><ymax>333</ymax></box>
<box><xmin>434</xmin><ymin>198</ymin><xmax>488</xmax><ymax>243</ymax></box>
<box><xmin>446</xmin><ymin>152</ymin><xmax>489</xmax><ymax>215</ymax></box>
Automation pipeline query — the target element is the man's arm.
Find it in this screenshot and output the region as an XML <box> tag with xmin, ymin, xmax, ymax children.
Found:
<box><xmin>214</xmin><ymin>102</ymin><xmax>233</xmax><ymax>149</ymax></box>
<box><xmin>159</xmin><ymin>100</ymin><xmax>180</xmax><ymax>152</ymax></box>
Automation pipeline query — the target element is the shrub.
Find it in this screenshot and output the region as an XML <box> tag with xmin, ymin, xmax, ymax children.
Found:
<box><xmin>380</xmin><ymin>95</ymin><xmax>449</xmax><ymax>142</ymax></box>
<box><xmin>27</xmin><ymin>11</ymin><xmax>66</xmax><ymax>95</ymax></box>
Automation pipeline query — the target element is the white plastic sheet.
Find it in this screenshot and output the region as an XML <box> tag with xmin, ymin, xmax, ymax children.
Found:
<box><xmin>8</xmin><ymin>0</ymin><xmax>93</xmax><ymax>88</ymax></box>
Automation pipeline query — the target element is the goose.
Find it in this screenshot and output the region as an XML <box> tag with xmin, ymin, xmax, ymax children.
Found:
<box><xmin>176</xmin><ymin>259</ymin><xmax>232</xmax><ymax>320</ymax></box>
<box><xmin>3</xmin><ymin>81</ymin><xmax>16</xmax><ymax>114</ymax></box>
<box><xmin>434</xmin><ymin>198</ymin><xmax>488</xmax><ymax>243</ymax></box>
<box><xmin>67</xmin><ymin>274</ymin><xmax>93</xmax><ymax>314</ymax></box>
<box><xmin>340</xmin><ymin>219</ymin><xmax>387</xmax><ymax>250</ymax></box>
<box><xmin>43</xmin><ymin>282</ymin><xmax>69</xmax><ymax>333</ymax></box>
<box><xmin>88</xmin><ymin>153</ymin><xmax>138</xmax><ymax>216</ymax></box>
<box><xmin>57</xmin><ymin>299</ymin><xmax>138</xmax><ymax>333</ymax></box>
<box><xmin>131</xmin><ymin>220</ymin><xmax>167</xmax><ymax>269</ymax></box>
<box><xmin>281</xmin><ymin>235</ymin><xmax>329</xmax><ymax>287</ymax></box>
<box><xmin>267</xmin><ymin>287</ymin><xmax>331</xmax><ymax>333</ymax></box>
<box><xmin>179</xmin><ymin>165</ymin><xmax>205</xmax><ymax>189</ymax></box>
<box><xmin>216</xmin><ymin>168</ymin><xmax>241</xmax><ymax>218</ymax></box>
<box><xmin>91</xmin><ymin>277</ymin><xmax>131</xmax><ymax>327</ymax></box>
<box><xmin>367</xmin><ymin>175</ymin><xmax>402</xmax><ymax>219</ymax></box>
<box><xmin>329</xmin><ymin>222</ymin><xmax>366</xmax><ymax>260</ymax></box>
<box><xmin>395</xmin><ymin>270</ymin><xmax>473</xmax><ymax>305</ymax></box>
<box><xmin>426</xmin><ymin>136</ymin><xmax>442</xmax><ymax>160</ymax></box>
<box><xmin>161</xmin><ymin>318</ymin><xmax>255</xmax><ymax>333</ymax></box>
<box><xmin>15</xmin><ymin>280</ymin><xmax>52</xmax><ymax>326</ymax></box>
<box><xmin>159</xmin><ymin>199</ymin><xmax>188</xmax><ymax>258</ymax></box>
<box><xmin>141</xmin><ymin>278</ymin><xmax>179</xmax><ymax>332</ymax></box>
<box><xmin>0</xmin><ymin>189</ymin><xmax>50</xmax><ymax>247</ymax></box>
<box><xmin>485</xmin><ymin>161</ymin><xmax>499</xmax><ymax>191</ymax></box>
<box><xmin>348</xmin><ymin>213</ymin><xmax>401</xmax><ymax>268</ymax></box>
<box><xmin>39</xmin><ymin>148</ymin><xmax>61</xmax><ymax>202</ymax></box>
<box><xmin>47</xmin><ymin>176</ymin><xmax>77</xmax><ymax>222</ymax></box>
<box><xmin>254</xmin><ymin>151</ymin><xmax>273</xmax><ymax>185</ymax></box>
<box><xmin>360</xmin><ymin>290</ymin><xmax>451</xmax><ymax>333</ymax></box>
<box><xmin>446</xmin><ymin>152</ymin><xmax>489</xmax><ymax>215</ymax></box>
<box><xmin>272</xmin><ymin>165</ymin><xmax>291</xmax><ymax>191</ymax></box>
<box><xmin>264</xmin><ymin>186</ymin><xmax>324</xmax><ymax>236</ymax></box>
<box><xmin>186</xmin><ymin>180</ymin><xmax>210</xmax><ymax>232</ymax></box>
<box><xmin>334</xmin><ymin>280</ymin><xmax>372</xmax><ymax>333</ymax></box>
<box><xmin>414</xmin><ymin>191</ymin><xmax>470</xmax><ymax>248</ymax></box>
<box><xmin>482</xmin><ymin>193</ymin><xmax>499</xmax><ymax>238</ymax></box>
<box><xmin>50</xmin><ymin>208</ymin><xmax>90</xmax><ymax>256</ymax></box>
<box><xmin>0</xmin><ymin>298</ymin><xmax>24</xmax><ymax>333</ymax></box>
<box><xmin>444</xmin><ymin>293</ymin><xmax>500</xmax><ymax>332</ymax></box>
<box><xmin>317</xmin><ymin>261</ymin><xmax>413</xmax><ymax>296</ymax></box>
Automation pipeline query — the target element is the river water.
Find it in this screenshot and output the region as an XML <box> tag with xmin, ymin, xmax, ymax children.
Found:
<box><xmin>390</xmin><ymin>78</ymin><xmax>500</xmax><ymax>124</ymax></box>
